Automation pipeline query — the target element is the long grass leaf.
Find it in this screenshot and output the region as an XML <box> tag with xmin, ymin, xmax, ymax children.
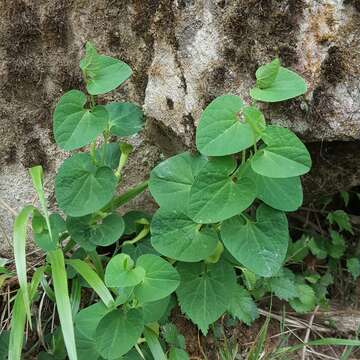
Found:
<box><xmin>8</xmin><ymin>290</ymin><xmax>26</xmax><ymax>360</ymax></box>
<box><xmin>30</xmin><ymin>166</ymin><xmax>52</xmax><ymax>240</ymax></box>
<box><xmin>66</xmin><ymin>259</ymin><xmax>114</xmax><ymax>307</ymax></box>
<box><xmin>13</xmin><ymin>205</ymin><xmax>35</xmax><ymax>324</ymax></box>
<box><xmin>70</xmin><ymin>277</ymin><xmax>81</xmax><ymax>317</ymax></box>
<box><xmin>143</xmin><ymin>327</ymin><xmax>167</xmax><ymax>360</ymax></box>
<box><xmin>49</xmin><ymin>249</ymin><xmax>77</xmax><ymax>360</ymax></box>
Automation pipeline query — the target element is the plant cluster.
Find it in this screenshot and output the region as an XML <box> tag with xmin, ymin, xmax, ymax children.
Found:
<box><xmin>6</xmin><ymin>45</ymin><xmax>340</xmax><ymax>360</ymax></box>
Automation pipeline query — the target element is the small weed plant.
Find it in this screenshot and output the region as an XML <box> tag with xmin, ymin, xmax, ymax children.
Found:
<box><xmin>8</xmin><ymin>45</ymin><xmax>353</xmax><ymax>359</ymax></box>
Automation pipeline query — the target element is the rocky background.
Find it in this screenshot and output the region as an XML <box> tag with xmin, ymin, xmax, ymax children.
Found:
<box><xmin>0</xmin><ymin>0</ymin><xmax>360</xmax><ymax>256</ymax></box>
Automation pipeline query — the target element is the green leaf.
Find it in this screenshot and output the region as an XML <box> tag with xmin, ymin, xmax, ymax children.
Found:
<box><xmin>134</xmin><ymin>254</ymin><xmax>180</xmax><ymax>303</ymax></box>
<box><xmin>328</xmin><ymin>230</ymin><xmax>345</xmax><ymax>259</ymax></box>
<box><xmin>188</xmin><ymin>157</ymin><xmax>256</xmax><ymax>223</ymax></box>
<box><xmin>308</xmin><ymin>237</ymin><xmax>328</xmax><ymax>259</ymax></box>
<box><xmin>243</xmin><ymin>106</ymin><xmax>266</xmax><ymax>136</ymax></box>
<box><xmin>67</xmin><ymin>259</ymin><xmax>114</xmax><ymax>307</ymax></box>
<box><xmin>96</xmin><ymin>143</ymin><xmax>121</xmax><ymax>169</ymax></box>
<box><xmin>240</xmin><ymin>161</ymin><xmax>303</xmax><ymax>212</ymax></box>
<box><xmin>13</xmin><ymin>205</ymin><xmax>35</xmax><ymax>324</ymax></box>
<box><xmin>67</xmin><ymin>213</ymin><xmax>125</xmax><ymax>249</ymax></box>
<box><xmin>227</xmin><ymin>284</ymin><xmax>258</xmax><ymax>325</ymax></box>
<box><xmin>289</xmin><ymin>284</ymin><xmax>316</xmax><ymax>313</ymax></box>
<box><xmin>55</xmin><ymin>153</ymin><xmax>117</xmax><ymax>217</ymax></box>
<box><xmin>122</xmin><ymin>237</ymin><xmax>158</xmax><ymax>261</ymax></box>
<box><xmin>196</xmin><ymin>95</ymin><xmax>257</xmax><ymax>156</ymax></box>
<box><xmin>143</xmin><ymin>327</ymin><xmax>167</xmax><ymax>360</ymax></box>
<box><xmin>327</xmin><ymin>210</ymin><xmax>353</xmax><ymax>234</ymax></box>
<box><xmin>149</xmin><ymin>152</ymin><xmax>207</xmax><ymax>211</ymax></box>
<box><xmin>169</xmin><ymin>348</ymin><xmax>190</xmax><ymax>360</ymax></box>
<box><xmin>95</xmin><ymin>308</ymin><xmax>144</xmax><ymax>358</ymax></box>
<box><xmin>255</xmin><ymin>58</ymin><xmax>280</xmax><ymax>89</ymax></box>
<box><xmin>347</xmin><ymin>258</ymin><xmax>360</xmax><ymax>280</ymax></box>
<box><xmin>53</xmin><ymin>90</ymin><xmax>108</xmax><ymax>150</ymax></box>
<box><xmin>75</xmin><ymin>302</ymin><xmax>110</xmax><ymax>340</ymax></box>
<box><xmin>105</xmin><ymin>253</ymin><xmax>145</xmax><ymax>288</ymax></box>
<box><xmin>75</xmin><ymin>329</ymin><xmax>100</xmax><ymax>360</ymax></box>
<box><xmin>250</xmin><ymin>66</ymin><xmax>307</xmax><ymax>102</ymax></box>
<box><xmin>150</xmin><ymin>208</ymin><xmax>218</xmax><ymax>262</ymax></box>
<box><xmin>286</xmin><ymin>236</ymin><xmax>309</xmax><ymax>262</ymax></box>
<box><xmin>176</xmin><ymin>261</ymin><xmax>236</xmax><ymax>334</ymax></box>
<box><xmin>162</xmin><ymin>323</ymin><xmax>185</xmax><ymax>349</ymax></box>
<box><xmin>221</xmin><ymin>204</ymin><xmax>289</xmax><ymax>277</ymax></box>
<box><xmin>142</xmin><ymin>296</ymin><xmax>170</xmax><ymax>324</ymax></box>
<box><xmin>340</xmin><ymin>191</ymin><xmax>350</xmax><ymax>207</ymax></box>
<box><xmin>49</xmin><ymin>249</ymin><xmax>78</xmax><ymax>360</ymax></box>
<box><xmin>107</xmin><ymin>102</ymin><xmax>144</xmax><ymax>136</ymax></box>
<box><xmin>123</xmin><ymin>211</ymin><xmax>151</xmax><ymax>235</ymax></box>
<box><xmin>80</xmin><ymin>42</ymin><xmax>132</xmax><ymax>95</ymax></box>
<box><xmin>269</xmin><ymin>273</ymin><xmax>298</xmax><ymax>300</ymax></box>
<box><xmin>251</xmin><ymin>126</ymin><xmax>311</xmax><ymax>178</ymax></box>
<box><xmin>32</xmin><ymin>212</ymin><xmax>65</xmax><ymax>251</ymax></box>
<box><xmin>0</xmin><ymin>331</ymin><xmax>9</xmax><ymax>360</ymax></box>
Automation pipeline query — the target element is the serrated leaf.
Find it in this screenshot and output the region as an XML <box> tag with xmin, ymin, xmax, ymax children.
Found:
<box><xmin>196</xmin><ymin>95</ymin><xmax>256</xmax><ymax>156</ymax></box>
<box><xmin>289</xmin><ymin>284</ymin><xmax>316</xmax><ymax>313</ymax></box>
<box><xmin>240</xmin><ymin>161</ymin><xmax>303</xmax><ymax>212</ymax></box>
<box><xmin>308</xmin><ymin>237</ymin><xmax>328</xmax><ymax>259</ymax></box>
<box><xmin>149</xmin><ymin>152</ymin><xmax>207</xmax><ymax>211</ymax></box>
<box><xmin>67</xmin><ymin>213</ymin><xmax>125</xmax><ymax>249</ymax></box>
<box><xmin>134</xmin><ymin>254</ymin><xmax>180</xmax><ymax>303</ymax></box>
<box><xmin>255</xmin><ymin>58</ymin><xmax>280</xmax><ymax>89</ymax></box>
<box><xmin>221</xmin><ymin>204</ymin><xmax>289</xmax><ymax>277</ymax></box>
<box><xmin>251</xmin><ymin>126</ymin><xmax>311</xmax><ymax>178</ymax></box>
<box><xmin>328</xmin><ymin>230</ymin><xmax>345</xmax><ymax>259</ymax></box>
<box><xmin>347</xmin><ymin>258</ymin><xmax>360</xmax><ymax>280</ymax></box>
<box><xmin>95</xmin><ymin>308</ymin><xmax>144</xmax><ymax>359</ymax></box>
<box><xmin>80</xmin><ymin>42</ymin><xmax>132</xmax><ymax>95</ymax></box>
<box><xmin>250</xmin><ymin>66</ymin><xmax>307</xmax><ymax>102</ymax></box>
<box><xmin>150</xmin><ymin>208</ymin><xmax>218</xmax><ymax>262</ymax></box>
<box><xmin>286</xmin><ymin>236</ymin><xmax>309</xmax><ymax>262</ymax></box>
<box><xmin>107</xmin><ymin>102</ymin><xmax>144</xmax><ymax>136</ymax></box>
<box><xmin>105</xmin><ymin>253</ymin><xmax>145</xmax><ymax>288</ymax></box>
<box><xmin>188</xmin><ymin>157</ymin><xmax>256</xmax><ymax>223</ymax></box>
<box><xmin>55</xmin><ymin>153</ymin><xmax>117</xmax><ymax>217</ymax></box>
<box><xmin>162</xmin><ymin>323</ymin><xmax>185</xmax><ymax>349</ymax></box>
<box><xmin>269</xmin><ymin>276</ymin><xmax>298</xmax><ymax>300</ymax></box>
<box><xmin>327</xmin><ymin>210</ymin><xmax>353</xmax><ymax>234</ymax></box>
<box><xmin>53</xmin><ymin>90</ymin><xmax>108</xmax><ymax>150</ymax></box>
<box><xmin>176</xmin><ymin>261</ymin><xmax>236</xmax><ymax>334</ymax></box>
<box><xmin>96</xmin><ymin>143</ymin><xmax>121</xmax><ymax>169</ymax></box>
<box><xmin>227</xmin><ymin>284</ymin><xmax>258</xmax><ymax>325</ymax></box>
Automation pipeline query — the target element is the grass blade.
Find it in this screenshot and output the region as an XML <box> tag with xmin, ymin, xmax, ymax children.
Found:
<box><xmin>49</xmin><ymin>249</ymin><xmax>78</xmax><ymax>360</ymax></box>
<box><xmin>143</xmin><ymin>327</ymin><xmax>167</xmax><ymax>360</ymax></box>
<box><xmin>13</xmin><ymin>205</ymin><xmax>35</xmax><ymax>325</ymax></box>
<box><xmin>70</xmin><ymin>277</ymin><xmax>81</xmax><ymax>317</ymax></box>
<box><xmin>8</xmin><ymin>290</ymin><xmax>26</xmax><ymax>360</ymax></box>
<box><xmin>66</xmin><ymin>259</ymin><xmax>114</xmax><ymax>308</ymax></box>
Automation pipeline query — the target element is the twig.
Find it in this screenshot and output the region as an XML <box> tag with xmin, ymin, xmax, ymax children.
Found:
<box><xmin>302</xmin><ymin>305</ymin><xmax>320</xmax><ymax>360</ymax></box>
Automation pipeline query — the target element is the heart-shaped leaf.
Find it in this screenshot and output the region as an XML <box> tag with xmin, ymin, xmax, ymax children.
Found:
<box><xmin>53</xmin><ymin>90</ymin><xmax>108</xmax><ymax>150</ymax></box>
<box><xmin>176</xmin><ymin>261</ymin><xmax>236</xmax><ymax>334</ymax></box>
<box><xmin>250</xmin><ymin>66</ymin><xmax>307</xmax><ymax>102</ymax></box>
<box><xmin>255</xmin><ymin>58</ymin><xmax>280</xmax><ymax>89</ymax></box>
<box><xmin>67</xmin><ymin>213</ymin><xmax>125</xmax><ymax>250</ymax></box>
<box><xmin>149</xmin><ymin>152</ymin><xmax>208</xmax><ymax>211</ymax></box>
<box><xmin>151</xmin><ymin>208</ymin><xmax>218</xmax><ymax>262</ymax></box>
<box><xmin>196</xmin><ymin>95</ymin><xmax>256</xmax><ymax>156</ymax></box>
<box><xmin>75</xmin><ymin>329</ymin><xmax>100</xmax><ymax>360</ymax></box>
<box><xmin>80</xmin><ymin>42</ymin><xmax>132</xmax><ymax>95</ymax></box>
<box><xmin>240</xmin><ymin>161</ymin><xmax>303</xmax><ymax>211</ymax></box>
<box><xmin>105</xmin><ymin>253</ymin><xmax>145</xmax><ymax>288</ymax></box>
<box><xmin>95</xmin><ymin>308</ymin><xmax>144</xmax><ymax>359</ymax></box>
<box><xmin>188</xmin><ymin>157</ymin><xmax>256</xmax><ymax>223</ymax></box>
<box><xmin>221</xmin><ymin>204</ymin><xmax>289</xmax><ymax>277</ymax></box>
<box><xmin>107</xmin><ymin>102</ymin><xmax>144</xmax><ymax>136</ymax></box>
<box><xmin>142</xmin><ymin>296</ymin><xmax>170</xmax><ymax>324</ymax></box>
<box><xmin>55</xmin><ymin>153</ymin><xmax>117</xmax><ymax>217</ymax></box>
<box><xmin>96</xmin><ymin>143</ymin><xmax>121</xmax><ymax>169</ymax></box>
<box><xmin>134</xmin><ymin>254</ymin><xmax>180</xmax><ymax>303</ymax></box>
<box><xmin>75</xmin><ymin>302</ymin><xmax>110</xmax><ymax>340</ymax></box>
<box><xmin>251</xmin><ymin>126</ymin><xmax>311</xmax><ymax>178</ymax></box>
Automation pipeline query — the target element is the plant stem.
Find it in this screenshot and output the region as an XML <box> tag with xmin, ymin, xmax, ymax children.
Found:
<box><xmin>103</xmin><ymin>180</ymin><xmax>149</xmax><ymax>212</ymax></box>
<box><xmin>121</xmin><ymin>225</ymin><xmax>150</xmax><ymax>247</ymax></box>
<box><xmin>115</xmin><ymin>143</ymin><xmax>133</xmax><ymax>179</ymax></box>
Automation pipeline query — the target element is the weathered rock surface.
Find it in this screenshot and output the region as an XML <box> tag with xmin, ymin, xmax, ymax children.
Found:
<box><xmin>1</xmin><ymin>0</ymin><xmax>360</xmax><ymax>256</ymax></box>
